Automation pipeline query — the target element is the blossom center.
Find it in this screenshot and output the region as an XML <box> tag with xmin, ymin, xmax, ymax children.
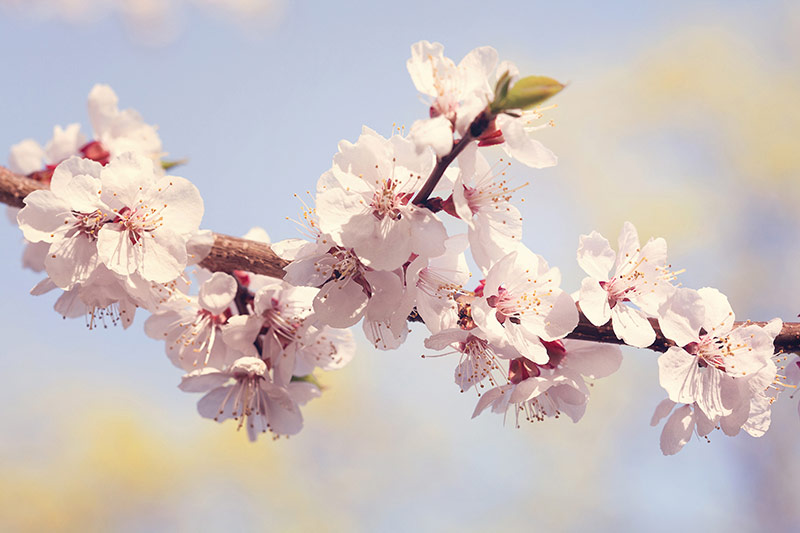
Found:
<box><xmin>370</xmin><ymin>179</ymin><xmax>413</xmax><ymax>220</ymax></box>
<box><xmin>68</xmin><ymin>209</ymin><xmax>107</xmax><ymax>241</ymax></box>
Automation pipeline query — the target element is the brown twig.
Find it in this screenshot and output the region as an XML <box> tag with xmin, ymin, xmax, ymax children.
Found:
<box><xmin>2</xmin><ymin>165</ymin><xmax>799</xmax><ymax>355</ymax></box>
<box><xmin>412</xmin><ymin>108</ymin><xmax>493</xmax><ymax>207</ymax></box>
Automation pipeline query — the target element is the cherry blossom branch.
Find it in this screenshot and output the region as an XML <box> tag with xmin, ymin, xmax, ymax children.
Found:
<box><xmin>568</xmin><ymin>313</ymin><xmax>800</xmax><ymax>354</ymax></box>
<box><xmin>2</xmin><ymin>165</ymin><xmax>799</xmax><ymax>354</ymax></box>
<box><xmin>0</xmin><ymin>166</ymin><xmax>288</xmax><ymax>278</ymax></box>
<box><xmin>412</xmin><ymin>109</ymin><xmax>492</xmax><ymax>207</ymax></box>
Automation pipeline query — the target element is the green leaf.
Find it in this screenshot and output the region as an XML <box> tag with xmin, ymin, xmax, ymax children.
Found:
<box><xmin>491</xmin><ymin>75</ymin><xmax>564</xmax><ymax>113</ymax></box>
<box><xmin>161</xmin><ymin>158</ymin><xmax>188</xmax><ymax>171</ymax></box>
<box><xmin>494</xmin><ymin>70</ymin><xmax>513</xmax><ymax>102</ymax></box>
<box><xmin>291</xmin><ymin>373</ymin><xmax>323</xmax><ymax>389</ymax></box>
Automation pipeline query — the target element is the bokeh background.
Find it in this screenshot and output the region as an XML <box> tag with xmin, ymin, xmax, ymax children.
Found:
<box><xmin>1</xmin><ymin>1</ymin><xmax>799</xmax><ymax>531</ymax></box>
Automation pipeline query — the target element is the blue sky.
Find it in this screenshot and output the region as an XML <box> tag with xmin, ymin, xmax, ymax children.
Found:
<box><xmin>1</xmin><ymin>1</ymin><xmax>799</xmax><ymax>530</ymax></box>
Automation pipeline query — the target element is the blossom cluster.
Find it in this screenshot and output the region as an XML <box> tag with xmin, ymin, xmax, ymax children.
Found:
<box><xmin>10</xmin><ymin>86</ymin><xmax>355</xmax><ymax>440</ymax></box>
<box><xmin>5</xmin><ymin>42</ymin><xmax>795</xmax><ymax>453</ymax></box>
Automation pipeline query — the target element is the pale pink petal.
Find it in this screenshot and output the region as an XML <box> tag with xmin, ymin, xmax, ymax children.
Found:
<box><xmin>137</xmin><ymin>229</ymin><xmax>187</xmax><ymax>283</ymax></box>
<box><xmin>694</xmin><ymin>406</ymin><xmax>716</xmax><ymax>437</ymax></box>
<box><xmin>220</xmin><ymin>315</ymin><xmax>262</xmax><ymax>357</ymax></box>
<box><xmin>763</xmin><ymin>318</ymin><xmax>783</xmax><ymax>341</ymax></box>
<box><xmin>288</xmin><ymin>381</ymin><xmax>321</xmax><ymax>406</ymax></box>
<box><xmin>100</xmin><ymin>152</ymin><xmax>157</xmax><ymax>208</ymax></box>
<box><xmin>197</xmin><ymin>386</ymin><xmax>235</xmax><ymax>420</ymax></box>
<box><xmin>50</xmin><ymin>156</ymin><xmax>103</xmax><ymax>198</ymax></box>
<box><xmin>408</xmin><ymin>116</ymin><xmax>453</xmax><ymax>157</ymax></box>
<box><xmin>697</xmin><ymin>287</ymin><xmax>735</xmax><ymax>336</ymax></box>
<box><xmin>650</xmin><ymin>398</ymin><xmax>676</xmax><ymax>426</ymax></box>
<box><xmin>9</xmin><ymin>139</ymin><xmax>45</xmax><ymax>174</ymax></box>
<box><xmin>505</xmin><ymin>323</ymin><xmax>548</xmax><ymax>364</ymax></box>
<box><xmin>471</xmin><ymin>384</ymin><xmax>512</xmax><ymax>418</ymax></box>
<box><xmin>660</xmin><ymin>404</ymin><xmax>694</xmax><ymax>455</ymax></box>
<box><xmin>265</xmin><ymin>385</ymin><xmax>303</xmax><ymax>435</ymax></box>
<box><xmin>407</xmin><ymin>40</ymin><xmax>447</xmax><ymax>96</ymax></box>
<box><xmin>198</xmin><ymin>272</ymin><xmax>237</xmax><ymax>314</ymax></box>
<box><xmin>61</xmin><ymin>173</ymin><xmax>105</xmax><ymax>214</ymax></box>
<box><xmin>17</xmin><ymin>190</ymin><xmax>72</xmax><ymax>243</ymax></box>
<box><xmin>614</xmin><ymin>221</ymin><xmax>640</xmax><ymax>274</ymax></box>
<box><xmin>496</xmin><ymin>114</ymin><xmax>557</xmax><ymax>169</ymax></box>
<box><xmin>186</xmin><ymin>229</ymin><xmax>214</xmax><ymax>265</ymax></box>
<box><xmin>179</xmin><ymin>369</ymin><xmax>230</xmax><ymax>392</ymax></box>
<box><xmin>45</xmin><ymin>235</ymin><xmax>100</xmax><ymax>289</ymax></box>
<box><xmin>509</xmin><ymin>377</ymin><xmax>553</xmax><ymax>403</ymax></box>
<box><xmin>694</xmin><ymin>367</ymin><xmax>727</xmax><ymax>420</ymax></box>
<box><xmin>457</xmin><ymin>45</ymin><xmax>498</xmax><ymax>93</ymax></box>
<box><xmin>541</xmin><ymin>289</ymin><xmax>579</xmax><ymax>341</ymax></box>
<box><xmin>424</xmin><ymin>328</ymin><xmax>468</xmax><ymax>351</ymax></box>
<box><xmin>742</xmin><ymin>395</ymin><xmax>773</xmax><ymax>438</ymax></box>
<box><xmin>577</xmin><ymin>231</ymin><xmax>615</xmax><ymax>280</ymax></box>
<box><xmin>611</xmin><ymin>304</ymin><xmax>655</xmax><ymax>348</ymax></box>
<box><xmin>658</xmin><ymin>288</ymin><xmax>704</xmax><ymax>347</ymax></box>
<box><xmin>54</xmin><ymin>289</ymin><xmax>87</xmax><ymax>318</ymax></box>
<box><xmin>313</xmin><ymin>278</ymin><xmax>368</xmax><ymax>328</ymax></box>
<box><xmin>345</xmin><ymin>215</ymin><xmax>411</xmax><ymax>271</ymax></box>
<box><xmin>579</xmin><ymin>277</ymin><xmax>612</xmax><ymax>327</ymax></box>
<box><xmin>96</xmin><ymin>226</ymin><xmax>137</xmax><ymax>276</ymax></box>
<box><xmin>562</xmin><ymin>339</ymin><xmax>622</xmax><ymax>379</ymax></box>
<box><xmin>30</xmin><ymin>277</ymin><xmax>57</xmax><ymax>296</ymax></box>
<box><xmin>720</xmin><ymin>401</ymin><xmax>749</xmax><ymax>437</ymax></box>
<box><xmin>657</xmin><ymin>347</ymin><xmax>701</xmax><ymax>404</ymax></box>
<box><xmin>152</xmin><ymin>176</ymin><xmax>204</xmax><ymax>236</ymax></box>
<box><xmin>408</xmin><ymin>209</ymin><xmax>448</xmax><ymax>262</ymax></box>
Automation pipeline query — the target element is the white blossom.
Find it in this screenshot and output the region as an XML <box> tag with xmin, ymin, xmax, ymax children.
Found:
<box><xmin>657</xmin><ymin>287</ymin><xmax>781</xmax><ymax>422</ymax></box>
<box><xmin>471</xmin><ymin>246</ymin><xmax>578</xmax><ymax>364</ymax></box>
<box><xmin>180</xmin><ymin>356</ymin><xmax>305</xmax><ymax>440</ymax></box>
<box><xmin>577</xmin><ymin>222</ymin><xmax>678</xmax><ymax>348</ymax></box>
<box><xmin>315</xmin><ymin>126</ymin><xmax>447</xmax><ymax>271</ymax></box>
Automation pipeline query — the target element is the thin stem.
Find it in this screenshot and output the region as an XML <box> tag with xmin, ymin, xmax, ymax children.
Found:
<box><xmin>412</xmin><ymin>108</ymin><xmax>493</xmax><ymax>207</ymax></box>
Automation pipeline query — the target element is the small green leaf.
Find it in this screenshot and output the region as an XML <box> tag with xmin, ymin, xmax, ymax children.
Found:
<box><xmin>494</xmin><ymin>70</ymin><xmax>513</xmax><ymax>102</ymax></box>
<box><xmin>161</xmin><ymin>158</ymin><xmax>188</xmax><ymax>171</ymax></box>
<box><xmin>491</xmin><ymin>75</ymin><xmax>564</xmax><ymax>113</ymax></box>
<box><xmin>291</xmin><ymin>373</ymin><xmax>323</xmax><ymax>389</ymax></box>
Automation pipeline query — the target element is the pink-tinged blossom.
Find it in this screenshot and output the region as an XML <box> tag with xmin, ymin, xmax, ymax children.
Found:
<box><xmin>144</xmin><ymin>272</ymin><xmax>238</xmax><ymax>371</ymax></box>
<box><xmin>9</xmin><ymin>123</ymin><xmax>86</xmax><ymax>176</ymax></box>
<box><xmin>649</xmin><ymin>394</ymin><xmax>775</xmax><ymax>456</ymax></box>
<box><xmin>577</xmin><ymin>222</ymin><xmax>678</xmax><ymax>348</ymax></box>
<box><xmin>17</xmin><ymin>157</ymin><xmax>111</xmax><ymax>290</ymax></box>
<box><xmin>453</xmin><ymin>145</ymin><xmax>524</xmax><ymax>273</ymax></box>
<box><xmin>97</xmin><ymin>152</ymin><xmax>204</xmax><ymax>283</ymax></box>
<box><xmin>406</xmin><ymin>42</ymin><xmax>557</xmax><ymax>168</ymax></box>
<box><xmin>394</xmin><ymin>235</ymin><xmax>471</xmax><ymax>335</ymax></box>
<box><xmin>424</xmin><ymin>328</ymin><xmax>520</xmax><ymax>393</ymax></box>
<box><xmin>32</xmin><ymin>265</ymin><xmax>141</xmax><ymax>330</ymax></box>
<box><xmin>293</xmin><ymin>325</ymin><xmax>356</xmax><ymax>377</ymax></box>
<box><xmin>222</xmin><ymin>280</ymin><xmax>318</xmax><ymax>385</ymax></box>
<box><xmin>472</xmin><ymin>339</ymin><xmax>622</xmax><ymax>425</ymax></box>
<box><xmin>650</xmin><ymin>400</ymin><xmax>713</xmax><ymax>456</ymax></box>
<box><xmin>657</xmin><ymin>287</ymin><xmax>782</xmax><ymax>422</ymax></box>
<box><xmin>471</xmin><ymin>247</ymin><xmax>578</xmax><ymax>364</ymax></box>
<box><xmin>88</xmin><ymin>84</ymin><xmax>163</xmax><ymax>164</ymax></box>
<box><xmin>315</xmin><ymin>127</ymin><xmax>447</xmax><ymax>271</ymax></box>
<box><xmin>278</xmin><ymin>232</ymin><xmax>407</xmax><ymax>331</ymax></box>
<box><xmin>361</xmin><ymin>269</ymin><xmax>409</xmax><ymax>350</ymax></box>
<box><xmin>280</xmin><ymin>237</ymin><xmax>370</xmax><ymax>328</ymax></box>
<box><xmin>180</xmin><ymin>356</ymin><xmax>305</xmax><ymax>441</ymax></box>
<box><xmin>406</xmin><ymin>40</ymin><xmax>498</xmax><ymax>156</ymax></box>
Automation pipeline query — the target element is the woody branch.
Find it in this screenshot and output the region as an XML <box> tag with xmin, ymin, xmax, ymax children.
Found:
<box><xmin>2</xmin><ymin>165</ymin><xmax>799</xmax><ymax>354</ymax></box>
